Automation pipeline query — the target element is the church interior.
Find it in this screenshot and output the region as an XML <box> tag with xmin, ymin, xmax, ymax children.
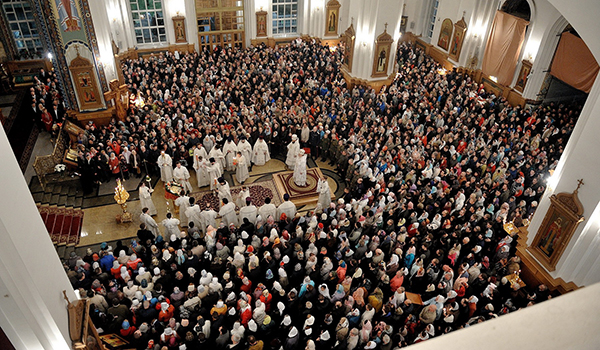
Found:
<box><xmin>1</xmin><ymin>0</ymin><xmax>600</xmax><ymax>349</ymax></box>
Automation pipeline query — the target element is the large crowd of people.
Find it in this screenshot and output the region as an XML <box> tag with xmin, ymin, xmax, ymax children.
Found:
<box><xmin>65</xmin><ymin>38</ymin><xmax>582</xmax><ymax>349</ymax></box>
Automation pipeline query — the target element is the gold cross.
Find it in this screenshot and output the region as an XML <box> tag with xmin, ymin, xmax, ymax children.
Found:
<box><xmin>576</xmin><ymin>178</ymin><xmax>584</xmax><ymax>192</ymax></box>
<box><xmin>385</xmin><ymin>23</ymin><xmax>388</xmax><ymax>31</ymax></box>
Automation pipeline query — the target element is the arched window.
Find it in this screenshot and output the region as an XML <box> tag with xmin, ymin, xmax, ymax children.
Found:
<box><xmin>130</xmin><ymin>0</ymin><xmax>167</xmax><ymax>44</ymax></box>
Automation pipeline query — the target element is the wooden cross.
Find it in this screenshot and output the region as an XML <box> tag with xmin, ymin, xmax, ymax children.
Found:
<box><xmin>576</xmin><ymin>178</ymin><xmax>584</xmax><ymax>192</ymax></box>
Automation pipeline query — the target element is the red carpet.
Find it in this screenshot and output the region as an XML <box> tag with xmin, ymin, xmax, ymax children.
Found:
<box><xmin>38</xmin><ymin>205</ymin><xmax>84</xmax><ymax>246</ymax></box>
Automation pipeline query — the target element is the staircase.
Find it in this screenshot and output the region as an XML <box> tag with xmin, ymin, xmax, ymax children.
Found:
<box><xmin>30</xmin><ymin>177</ymin><xmax>84</xmax><ymax>208</ymax></box>
<box><xmin>37</xmin><ymin>205</ymin><xmax>84</xmax><ymax>247</ymax></box>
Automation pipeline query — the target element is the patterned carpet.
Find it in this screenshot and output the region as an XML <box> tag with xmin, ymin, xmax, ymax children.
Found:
<box><xmin>188</xmin><ymin>180</ymin><xmax>283</xmax><ymax>211</ymax></box>
<box><xmin>38</xmin><ymin>205</ymin><xmax>84</xmax><ymax>246</ymax></box>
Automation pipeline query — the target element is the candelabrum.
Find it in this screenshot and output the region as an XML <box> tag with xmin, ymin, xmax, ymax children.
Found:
<box><xmin>114</xmin><ymin>179</ymin><xmax>132</xmax><ymax>223</ymax></box>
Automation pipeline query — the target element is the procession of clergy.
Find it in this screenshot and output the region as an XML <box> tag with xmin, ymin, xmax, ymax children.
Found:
<box><xmin>138</xmin><ymin>131</ymin><xmax>328</xmax><ymax>241</ymax></box>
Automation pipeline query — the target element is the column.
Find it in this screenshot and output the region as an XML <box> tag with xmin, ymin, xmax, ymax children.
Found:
<box><xmin>0</xmin><ymin>126</ymin><xmax>76</xmax><ymax>349</ymax></box>
<box><xmin>88</xmin><ymin>0</ymin><xmax>119</xmax><ymax>83</ymax></box>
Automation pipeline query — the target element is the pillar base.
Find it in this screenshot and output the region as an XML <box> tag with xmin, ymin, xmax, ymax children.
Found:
<box><xmin>516</xmin><ymin>226</ymin><xmax>580</xmax><ymax>294</ymax></box>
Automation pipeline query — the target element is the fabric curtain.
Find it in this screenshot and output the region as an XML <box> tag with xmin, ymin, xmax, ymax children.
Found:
<box><xmin>482</xmin><ymin>11</ymin><xmax>529</xmax><ymax>86</ymax></box>
<box><xmin>550</xmin><ymin>32</ymin><xmax>599</xmax><ymax>93</ymax></box>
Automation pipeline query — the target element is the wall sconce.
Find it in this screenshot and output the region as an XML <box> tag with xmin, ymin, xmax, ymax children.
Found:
<box><xmin>489</xmin><ymin>76</ymin><xmax>498</xmax><ymax>83</ymax></box>
<box><xmin>47</xmin><ymin>52</ymin><xmax>53</xmax><ymax>60</ymax></box>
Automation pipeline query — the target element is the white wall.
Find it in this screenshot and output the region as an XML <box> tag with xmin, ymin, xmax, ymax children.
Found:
<box><xmin>0</xmin><ymin>126</ymin><xmax>76</xmax><ymax>349</ymax></box>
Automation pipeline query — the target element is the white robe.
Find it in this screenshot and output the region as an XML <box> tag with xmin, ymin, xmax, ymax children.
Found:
<box><xmin>236</xmin><ymin>155</ymin><xmax>250</xmax><ymax>184</ymax></box>
<box><xmin>236</xmin><ymin>188</ymin><xmax>250</xmax><ymax>209</ymax></box>
<box><xmin>217</xmin><ymin>181</ymin><xmax>233</xmax><ymax>204</ymax></box>
<box><xmin>237</xmin><ymin>140</ymin><xmax>253</xmax><ymax>167</ymax></box>
<box><xmin>258</xmin><ymin>203</ymin><xmax>277</xmax><ymax>221</ymax></box>
<box><xmin>239</xmin><ymin>205</ymin><xmax>258</xmax><ymax>224</ymax></box>
<box><xmin>286</xmin><ymin>140</ymin><xmax>300</xmax><ymax>170</ymax></box>
<box><xmin>193</xmin><ymin>148</ymin><xmax>210</xmax><ymax>187</ymax></box>
<box><xmin>223</xmin><ymin>141</ymin><xmax>238</xmax><ymax>171</ymax></box>
<box><xmin>277</xmin><ymin>200</ymin><xmax>297</xmax><ymax>221</ymax></box>
<box><xmin>139</xmin><ymin>186</ymin><xmax>157</xmax><ymax>216</ymax></box>
<box><xmin>317</xmin><ymin>178</ymin><xmax>332</xmax><ymax>209</ymax></box>
<box><xmin>157</xmin><ymin>154</ymin><xmax>174</xmax><ymax>183</ymax></box>
<box><xmin>173</xmin><ymin>166</ymin><xmax>193</xmax><ymax>192</ymax></box>
<box><xmin>185</xmin><ymin>204</ymin><xmax>202</xmax><ymax>230</ymax></box>
<box><xmin>200</xmin><ymin>209</ymin><xmax>218</xmax><ymax>232</ymax></box>
<box><xmin>207</xmin><ymin>162</ymin><xmax>223</xmax><ymax>190</ymax></box>
<box><xmin>219</xmin><ymin>202</ymin><xmax>238</xmax><ymax>226</ymax></box>
<box><xmin>252</xmin><ymin>139</ymin><xmax>271</xmax><ymax>166</ymax></box>
<box><xmin>293</xmin><ymin>154</ymin><xmax>307</xmax><ymax>186</ymax></box>
<box><xmin>208</xmin><ymin>148</ymin><xmax>226</xmax><ymax>171</ymax></box>
<box><xmin>161</xmin><ymin>217</ymin><xmax>181</xmax><ymax>239</ymax></box>
<box><xmin>175</xmin><ymin>195</ymin><xmax>191</xmax><ymax>227</ymax></box>
<box><xmin>140</xmin><ymin>213</ymin><xmax>160</xmax><ymax>237</ymax></box>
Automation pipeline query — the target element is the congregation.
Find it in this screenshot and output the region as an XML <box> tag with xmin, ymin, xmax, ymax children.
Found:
<box><xmin>64</xmin><ymin>38</ymin><xmax>581</xmax><ymax>349</ymax></box>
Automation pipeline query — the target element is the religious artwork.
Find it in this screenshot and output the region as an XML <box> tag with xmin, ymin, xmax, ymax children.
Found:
<box><xmin>256</xmin><ymin>9</ymin><xmax>268</xmax><ymax>37</ymax></box>
<box><xmin>438</xmin><ymin>18</ymin><xmax>453</xmax><ymax>51</ymax></box>
<box><xmin>69</xmin><ymin>46</ymin><xmax>104</xmax><ymax>111</ymax></box>
<box><xmin>400</xmin><ymin>15</ymin><xmax>408</xmax><ymax>34</ymax></box>
<box><xmin>55</xmin><ymin>0</ymin><xmax>81</xmax><ymax>32</ymax></box>
<box><xmin>372</xmin><ymin>24</ymin><xmax>394</xmax><ymax>78</ymax></box>
<box><xmin>173</xmin><ymin>16</ymin><xmax>187</xmax><ymax>43</ymax></box>
<box><xmin>515</xmin><ymin>60</ymin><xmax>532</xmax><ymax>92</ymax></box>
<box><xmin>529</xmin><ymin>181</ymin><xmax>585</xmax><ymax>272</ymax></box>
<box><xmin>325</xmin><ymin>0</ymin><xmax>341</xmax><ymax>36</ymax></box>
<box><xmin>342</xmin><ymin>22</ymin><xmax>356</xmax><ymax>72</ymax></box>
<box><xmin>449</xmin><ymin>17</ymin><xmax>467</xmax><ymax>62</ymax></box>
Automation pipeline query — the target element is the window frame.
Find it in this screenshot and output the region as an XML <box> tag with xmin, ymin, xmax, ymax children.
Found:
<box><xmin>1</xmin><ymin>0</ymin><xmax>43</xmax><ymax>59</ymax></box>
<box><xmin>129</xmin><ymin>0</ymin><xmax>168</xmax><ymax>45</ymax></box>
<box><xmin>272</xmin><ymin>0</ymin><xmax>298</xmax><ymax>37</ymax></box>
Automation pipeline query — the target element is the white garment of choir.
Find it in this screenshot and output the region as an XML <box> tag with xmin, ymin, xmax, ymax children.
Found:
<box><xmin>317</xmin><ymin>178</ymin><xmax>332</xmax><ymax>209</ymax></box>
<box><xmin>223</xmin><ymin>141</ymin><xmax>238</xmax><ymax>171</ymax></box>
<box><xmin>174</xmin><ymin>194</ymin><xmax>191</xmax><ymax>227</ymax></box>
<box><xmin>293</xmin><ymin>152</ymin><xmax>307</xmax><ymax>186</ymax></box>
<box><xmin>252</xmin><ymin>139</ymin><xmax>271</xmax><ymax>166</ymax></box>
<box><xmin>235</xmin><ymin>154</ymin><xmax>249</xmax><ymax>184</ymax></box>
<box><xmin>286</xmin><ymin>137</ymin><xmax>300</xmax><ymax>170</ymax></box>
<box><xmin>237</xmin><ymin>140</ymin><xmax>253</xmax><ymax>167</ymax></box>
<box><xmin>157</xmin><ymin>153</ymin><xmax>174</xmax><ymax>182</ymax></box>
<box><xmin>138</xmin><ymin>185</ymin><xmax>157</xmax><ymax>216</ymax></box>
<box><xmin>173</xmin><ymin>165</ymin><xmax>193</xmax><ymax>193</ymax></box>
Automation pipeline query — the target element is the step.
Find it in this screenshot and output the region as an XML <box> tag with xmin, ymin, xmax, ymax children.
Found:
<box><xmin>68</xmin><ymin>186</ymin><xmax>78</xmax><ymax>197</ymax></box>
<box><xmin>30</xmin><ymin>180</ymin><xmax>44</xmax><ymax>193</ymax></box>
<box><xmin>41</xmin><ymin>192</ymin><xmax>52</xmax><ymax>204</ymax></box>
<box><xmin>45</xmin><ymin>184</ymin><xmax>55</xmax><ymax>193</ymax></box>
<box><xmin>65</xmin><ymin>196</ymin><xmax>76</xmax><ymax>208</ymax></box>
<box><xmin>57</xmin><ymin>195</ymin><xmax>69</xmax><ymax>207</ymax></box>
<box><xmin>49</xmin><ymin>194</ymin><xmax>60</xmax><ymax>205</ymax></box>
<box><xmin>60</xmin><ymin>185</ymin><xmax>69</xmax><ymax>196</ymax></box>
<box><xmin>74</xmin><ymin>197</ymin><xmax>83</xmax><ymax>208</ymax></box>
<box><xmin>32</xmin><ymin>192</ymin><xmax>44</xmax><ymax>203</ymax></box>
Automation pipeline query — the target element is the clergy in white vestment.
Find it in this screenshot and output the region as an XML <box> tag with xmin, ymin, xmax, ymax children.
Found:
<box><xmin>174</xmin><ymin>192</ymin><xmax>191</xmax><ymax>227</ymax></box>
<box><xmin>235</xmin><ymin>152</ymin><xmax>250</xmax><ymax>184</ymax></box>
<box><xmin>219</xmin><ymin>198</ymin><xmax>238</xmax><ymax>226</ymax></box>
<box><xmin>239</xmin><ymin>198</ymin><xmax>258</xmax><ymax>224</ymax></box>
<box><xmin>194</xmin><ymin>156</ymin><xmax>210</xmax><ymax>188</ymax></box>
<box><xmin>237</xmin><ymin>137</ymin><xmax>253</xmax><ymax>168</ymax></box>
<box><xmin>138</xmin><ymin>182</ymin><xmax>157</xmax><ymax>216</ymax></box>
<box><xmin>223</xmin><ymin>138</ymin><xmax>238</xmax><ymax>171</ymax></box>
<box><xmin>317</xmin><ymin>176</ymin><xmax>332</xmax><ymax>209</ymax></box>
<box><xmin>140</xmin><ymin>208</ymin><xmax>160</xmax><ymax>237</ymax></box>
<box><xmin>207</xmin><ymin>157</ymin><xmax>223</xmax><ymax>190</ymax></box>
<box><xmin>293</xmin><ymin>149</ymin><xmax>308</xmax><ymax>186</ymax></box>
<box><xmin>286</xmin><ymin>135</ymin><xmax>300</xmax><ymax>170</ymax></box>
<box><xmin>236</xmin><ymin>185</ymin><xmax>251</xmax><ymax>209</ymax></box>
<box><xmin>258</xmin><ymin>197</ymin><xmax>277</xmax><ymax>221</ymax></box>
<box><xmin>161</xmin><ymin>212</ymin><xmax>181</xmax><ymax>239</ymax></box>
<box><xmin>252</xmin><ymin>135</ymin><xmax>271</xmax><ymax>166</ymax></box>
<box><xmin>157</xmin><ymin>151</ymin><xmax>174</xmax><ymax>183</ymax></box>
<box><xmin>277</xmin><ymin>193</ymin><xmax>297</xmax><ymax>221</ymax></box>
<box><xmin>200</xmin><ymin>203</ymin><xmax>218</xmax><ymax>232</ymax></box>
<box><xmin>216</xmin><ymin>177</ymin><xmax>233</xmax><ymax>205</ymax></box>
<box><xmin>208</xmin><ymin>144</ymin><xmax>226</xmax><ymax>171</ymax></box>
<box><xmin>173</xmin><ymin>162</ymin><xmax>194</xmax><ymax>193</ymax></box>
<box><xmin>185</xmin><ymin>197</ymin><xmax>202</xmax><ymax>230</ymax></box>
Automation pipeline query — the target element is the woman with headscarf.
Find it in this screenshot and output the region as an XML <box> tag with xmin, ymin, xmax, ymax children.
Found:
<box><xmin>320</xmin><ymin>257</ymin><xmax>334</xmax><ymax>280</ymax></box>
<box><xmin>335</xmin><ymin>317</ymin><xmax>349</xmax><ymax>342</ymax></box>
<box><xmin>285</xmin><ymin>326</ymin><xmax>300</xmax><ymax>349</ymax></box>
<box><xmin>330</xmin><ymin>284</ymin><xmax>346</xmax><ymax>303</ymax></box>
